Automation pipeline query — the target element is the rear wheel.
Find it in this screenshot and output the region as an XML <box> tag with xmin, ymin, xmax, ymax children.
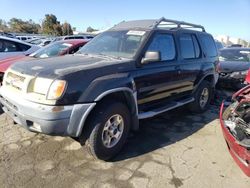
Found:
<box><xmin>189</xmin><ymin>80</ymin><xmax>213</xmax><ymax>113</ymax></box>
<box><xmin>83</xmin><ymin>100</ymin><xmax>130</xmax><ymax>161</ymax></box>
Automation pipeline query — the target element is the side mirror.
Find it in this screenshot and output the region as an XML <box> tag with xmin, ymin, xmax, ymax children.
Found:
<box><xmin>141</xmin><ymin>51</ymin><xmax>160</xmax><ymax>64</ymax></box>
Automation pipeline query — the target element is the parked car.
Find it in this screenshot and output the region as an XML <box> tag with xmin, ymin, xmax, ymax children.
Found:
<box><xmin>0</xmin><ymin>18</ymin><xmax>218</xmax><ymax>160</ymax></box>
<box><xmin>220</xmin><ymin>78</ymin><xmax>250</xmax><ymax>176</ymax></box>
<box><xmin>217</xmin><ymin>47</ymin><xmax>250</xmax><ymax>90</ymax></box>
<box><xmin>16</xmin><ymin>35</ymin><xmax>35</xmax><ymax>41</ymax></box>
<box><xmin>215</xmin><ymin>40</ymin><xmax>224</xmax><ymax>50</ymax></box>
<box><xmin>52</xmin><ymin>34</ymin><xmax>94</xmax><ymax>42</ymax></box>
<box><xmin>0</xmin><ymin>39</ymin><xmax>88</xmax><ymax>83</ymax></box>
<box><xmin>27</xmin><ymin>38</ymin><xmax>53</xmax><ymax>47</ymax></box>
<box><xmin>229</xmin><ymin>44</ymin><xmax>243</xmax><ymax>48</ymax></box>
<box><xmin>0</xmin><ymin>32</ymin><xmax>16</xmax><ymax>38</ymax></box>
<box><xmin>0</xmin><ymin>36</ymin><xmax>40</xmax><ymax>61</ymax></box>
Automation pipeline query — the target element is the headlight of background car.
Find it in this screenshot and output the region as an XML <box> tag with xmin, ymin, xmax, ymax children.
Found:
<box><xmin>31</xmin><ymin>78</ymin><xmax>66</xmax><ymax>100</ymax></box>
<box><xmin>230</xmin><ymin>70</ymin><xmax>248</xmax><ymax>78</ymax></box>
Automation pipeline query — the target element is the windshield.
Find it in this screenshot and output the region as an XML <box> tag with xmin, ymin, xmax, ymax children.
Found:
<box><xmin>31</xmin><ymin>42</ymin><xmax>72</xmax><ymax>58</ymax></box>
<box><xmin>77</xmin><ymin>30</ymin><xmax>147</xmax><ymax>59</ymax></box>
<box><xmin>219</xmin><ymin>49</ymin><xmax>250</xmax><ymax>62</ymax></box>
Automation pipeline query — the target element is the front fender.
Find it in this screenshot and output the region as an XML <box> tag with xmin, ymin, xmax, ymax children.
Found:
<box><xmin>78</xmin><ymin>73</ymin><xmax>135</xmax><ymax>102</ymax></box>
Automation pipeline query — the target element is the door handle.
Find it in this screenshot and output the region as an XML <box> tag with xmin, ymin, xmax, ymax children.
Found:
<box><xmin>175</xmin><ymin>66</ymin><xmax>181</xmax><ymax>74</ymax></box>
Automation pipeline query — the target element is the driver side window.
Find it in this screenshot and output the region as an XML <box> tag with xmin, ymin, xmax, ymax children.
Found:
<box><xmin>147</xmin><ymin>33</ymin><xmax>176</xmax><ymax>61</ymax></box>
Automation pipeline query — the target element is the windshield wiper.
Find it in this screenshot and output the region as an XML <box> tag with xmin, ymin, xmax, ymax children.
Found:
<box><xmin>96</xmin><ymin>53</ymin><xmax>122</xmax><ymax>60</ymax></box>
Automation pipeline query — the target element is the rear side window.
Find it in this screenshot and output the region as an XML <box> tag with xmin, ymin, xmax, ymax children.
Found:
<box><xmin>180</xmin><ymin>34</ymin><xmax>201</xmax><ymax>59</ymax></box>
<box><xmin>200</xmin><ymin>34</ymin><xmax>217</xmax><ymax>57</ymax></box>
<box><xmin>179</xmin><ymin>34</ymin><xmax>195</xmax><ymax>59</ymax></box>
<box><xmin>74</xmin><ymin>36</ymin><xmax>84</xmax><ymax>39</ymax></box>
<box><xmin>0</xmin><ymin>40</ymin><xmax>4</xmax><ymax>52</ymax></box>
<box><xmin>17</xmin><ymin>43</ymin><xmax>31</xmax><ymax>51</ymax></box>
<box><xmin>147</xmin><ymin>33</ymin><xmax>176</xmax><ymax>61</ymax></box>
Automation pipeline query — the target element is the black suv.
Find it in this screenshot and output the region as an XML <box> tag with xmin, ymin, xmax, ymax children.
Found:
<box><xmin>0</xmin><ymin>18</ymin><xmax>218</xmax><ymax>160</ymax></box>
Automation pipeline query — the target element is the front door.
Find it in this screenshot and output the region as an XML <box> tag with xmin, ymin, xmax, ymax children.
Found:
<box><xmin>134</xmin><ymin>32</ymin><xmax>184</xmax><ymax>109</ymax></box>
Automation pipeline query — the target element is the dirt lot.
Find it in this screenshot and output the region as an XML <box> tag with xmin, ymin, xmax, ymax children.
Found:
<box><xmin>0</xmin><ymin>101</ymin><xmax>250</xmax><ymax>188</ymax></box>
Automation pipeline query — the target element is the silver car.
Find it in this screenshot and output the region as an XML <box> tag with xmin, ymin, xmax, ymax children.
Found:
<box><xmin>0</xmin><ymin>36</ymin><xmax>40</xmax><ymax>60</ymax></box>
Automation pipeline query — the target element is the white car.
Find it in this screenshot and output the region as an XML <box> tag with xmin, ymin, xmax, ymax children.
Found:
<box><xmin>0</xmin><ymin>36</ymin><xmax>40</xmax><ymax>60</ymax></box>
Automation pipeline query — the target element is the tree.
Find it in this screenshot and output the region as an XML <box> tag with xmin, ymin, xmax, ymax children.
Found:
<box><xmin>42</xmin><ymin>14</ymin><xmax>61</xmax><ymax>36</ymax></box>
<box><xmin>8</xmin><ymin>18</ymin><xmax>40</xmax><ymax>33</ymax></box>
<box><xmin>53</xmin><ymin>23</ymin><xmax>62</xmax><ymax>36</ymax></box>
<box><xmin>0</xmin><ymin>19</ymin><xmax>9</xmax><ymax>32</ymax></box>
<box><xmin>62</xmin><ymin>22</ymin><xmax>73</xmax><ymax>35</ymax></box>
<box><xmin>86</xmin><ymin>26</ymin><xmax>98</xmax><ymax>33</ymax></box>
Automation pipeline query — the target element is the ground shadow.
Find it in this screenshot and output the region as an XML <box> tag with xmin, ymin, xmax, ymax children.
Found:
<box><xmin>0</xmin><ymin>106</ymin><xmax>3</xmax><ymax>115</ymax></box>
<box><xmin>112</xmin><ymin>89</ymin><xmax>233</xmax><ymax>162</ymax></box>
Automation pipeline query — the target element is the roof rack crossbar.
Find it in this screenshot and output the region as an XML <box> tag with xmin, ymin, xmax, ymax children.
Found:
<box><xmin>153</xmin><ymin>17</ymin><xmax>205</xmax><ymax>32</ymax></box>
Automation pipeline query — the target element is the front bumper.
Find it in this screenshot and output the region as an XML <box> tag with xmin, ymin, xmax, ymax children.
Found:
<box><xmin>218</xmin><ymin>74</ymin><xmax>246</xmax><ymax>90</ymax></box>
<box><xmin>219</xmin><ymin>103</ymin><xmax>250</xmax><ymax>177</ymax></box>
<box><xmin>0</xmin><ymin>88</ymin><xmax>95</xmax><ymax>137</ymax></box>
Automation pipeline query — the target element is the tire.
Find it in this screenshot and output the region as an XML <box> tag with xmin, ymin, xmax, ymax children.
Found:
<box><xmin>83</xmin><ymin>100</ymin><xmax>130</xmax><ymax>161</ymax></box>
<box><xmin>189</xmin><ymin>80</ymin><xmax>213</xmax><ymax>113</ymax></box>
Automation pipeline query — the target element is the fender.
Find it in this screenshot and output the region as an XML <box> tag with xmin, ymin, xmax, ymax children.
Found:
<box><xmin>78</xmin><ymin>73</ymin><xmax>136</xmax><ymax>102</ymax></box>
<box><xmin>193</xmin><ymin>72</ymin><xmax>216</xmax><ymax>93</ymax></box>
<box><xmin>76</xmin><ymin>73</ymin><xmax>139</xmax><ymax>134</ymax></box>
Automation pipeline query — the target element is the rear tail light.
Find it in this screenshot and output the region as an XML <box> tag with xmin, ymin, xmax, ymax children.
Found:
<box><xmin>245</xmin><ymin>69</ymin><xmax>250</xmax><ymax>84</ymax></box>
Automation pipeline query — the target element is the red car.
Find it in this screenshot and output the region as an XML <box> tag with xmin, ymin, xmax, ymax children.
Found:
<box><xmin>220</xmin><ymin>72</ymin><xmax>250</xmax><ymax>176</ymax></box>
<box><xmin>0</xmin><ymin>39</ymin><xmax>88</xmax><ymax>82</ymax></box>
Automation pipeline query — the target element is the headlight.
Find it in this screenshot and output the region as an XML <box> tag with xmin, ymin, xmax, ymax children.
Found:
<box><xmin>32</xmin><ymin>77</ymin><xmax>53</xmax><ymax>94</ymax></box>
<box><xmin>230</xmin><ymin>70</ymin><xmax>248</xmax><ymax>77</ymax></box>
<box><xmin>30</xmin><ymin>78</ymin><xmax>66</xmax><ymax>100</ymax></box>
<box><xmin>47</xmin><ymin>80</ymin><xmax>67</xmax><ymax>100</ymax></box>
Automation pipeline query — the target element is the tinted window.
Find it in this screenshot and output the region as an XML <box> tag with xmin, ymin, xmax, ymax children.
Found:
<box><xmin>0</xmin><ymin>40</ymin><xmax>4</xmax><ymax>52</ymax></box>
<box><xmin>17</xmin><ymin>43</ymin><xmax>31</xmax><ymax>51</ymax></box>
<box><xmin>74</xmin><ymin>36</ymin><xmax>84</xmax><ymax>39</ymax></box>
<box><xmin>200</xmin><ymin>34</ymin><xmax>217</xmax><ymax>57</ymax></box>
<box><xmin>147</xmin><ymin>33</ymin><xmax>175</xmax><ymax>61</ymax></box>
<box><xmin>180</xmin><ymin>34</ymin><xmax>195</xmax><ymax>59</ymax></box>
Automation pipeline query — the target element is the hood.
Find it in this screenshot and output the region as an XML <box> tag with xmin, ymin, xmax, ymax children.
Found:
<box><xmin>219</xmin><ymin>60</ymin><xmax>250</xmax><ymax>73</ymax></box>
<box><xmin>0</xmin><ymin>56</ymin><xmax>32</xmax><ymax>72</ymax></box>
<box><xmin>10</xmin><ymin>54</ymin><xmax>134</xmax><ymax>78</ymax></box>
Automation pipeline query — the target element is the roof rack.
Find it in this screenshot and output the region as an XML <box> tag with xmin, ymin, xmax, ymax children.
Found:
<box><xmin>110</xmin><ymin>17</ymin><xmax>205</xmax><ymax>32</ymax></box>
<box><xmin>153</xmin><ymin>17</ymin><xmax>205</xmax><ymax>32</ymax></box>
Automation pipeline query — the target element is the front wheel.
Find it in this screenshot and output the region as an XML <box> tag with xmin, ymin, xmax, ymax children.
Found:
<box><xmin>189</xmin><ymin>80</ymin><xmax>213</xmax><ymax>113</ymax></box>
<box><xmin>83</xmin><ymin>101</ymin><xmax>130</xmax><ymax>161</ymax></box>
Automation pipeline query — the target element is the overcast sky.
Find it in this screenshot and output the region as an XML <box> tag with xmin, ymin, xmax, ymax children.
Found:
<box><xmin>1</xmin><ymin>0</ymin><xmax>250</xmax><ymax>40</ymax></box>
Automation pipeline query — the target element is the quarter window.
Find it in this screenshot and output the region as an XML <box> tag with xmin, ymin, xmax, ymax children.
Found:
<box><xmin>200</xmin><ymin>34</ymin><xmax>217</xmax><ymax>57</ymax></box>
<box><xmin>147</xmin><ymin>33</ymin><xmax>175</xmax><ymax>61</ymax></box>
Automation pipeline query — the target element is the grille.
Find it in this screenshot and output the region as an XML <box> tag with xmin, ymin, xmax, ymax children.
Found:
<box><xmin>5</xmin><ymin>71</ymin><xmax>26</xmax><ymax>91</ymax></box>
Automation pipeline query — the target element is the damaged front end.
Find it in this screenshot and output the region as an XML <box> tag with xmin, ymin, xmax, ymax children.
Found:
<box><xmin>220</xmin><ymin>85</ymin><xmax>250</xmax><ymax>176</ymax></box>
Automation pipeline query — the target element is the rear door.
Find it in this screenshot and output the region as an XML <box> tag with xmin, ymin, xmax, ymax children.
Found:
<box><xmin>177</xmin><ymin>33</ymin><xmax>203</xmax><ymax>94</ymax></box>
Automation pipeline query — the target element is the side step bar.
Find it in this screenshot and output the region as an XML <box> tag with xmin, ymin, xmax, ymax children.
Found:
<box><xmin>138</xmin><ymin>97</ymin><xmax>194</xmax><ymax>119</ymax></box>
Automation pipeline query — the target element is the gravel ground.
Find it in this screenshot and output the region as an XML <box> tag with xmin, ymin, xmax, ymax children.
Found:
<box><xmin>0</xmin><ymin>92</ymin><xmax>250</xmax><ymax>188</ymax></box>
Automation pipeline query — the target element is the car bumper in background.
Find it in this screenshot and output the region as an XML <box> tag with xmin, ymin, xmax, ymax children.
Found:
<box><xmin>219</xmin><ymin>103</ymin><xmax>250</xmax><ymax>177</ymax></box>
<box><xmin>217</xmin><ymin>74</ymin><xmax>246</xmax><ymax>90</ymax></box>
